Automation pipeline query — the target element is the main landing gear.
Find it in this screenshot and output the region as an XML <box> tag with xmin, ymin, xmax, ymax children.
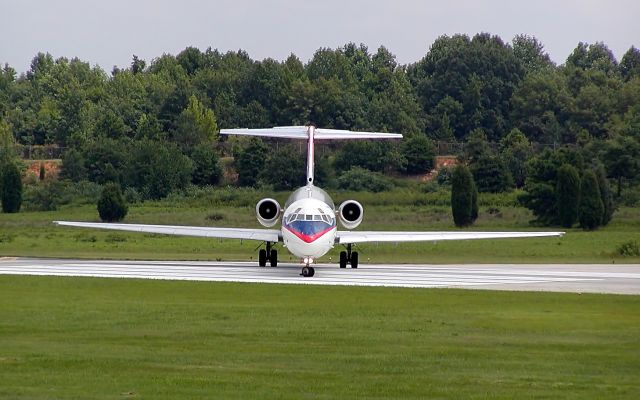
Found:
<box><xmin>339</xmin><ymin>243</ymin><xmax>358</xmax><ymax>269</ymax></box>
<box><xmin>258</xmin><ymin>242</ymin><xmax>277</xmax><ymax>267</ymax></box>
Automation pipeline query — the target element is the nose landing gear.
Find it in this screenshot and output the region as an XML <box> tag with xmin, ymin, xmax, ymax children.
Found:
<box><xmin>301</xmin><ymin>266</ymin><xmax>315</xmax><ymax>277</ymax></box>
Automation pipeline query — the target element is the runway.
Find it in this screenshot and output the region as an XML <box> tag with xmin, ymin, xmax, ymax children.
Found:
<box><xmin>1</xmin><ymin>258</ymin><xmax>639</xmax><ymax>294</ymax></box>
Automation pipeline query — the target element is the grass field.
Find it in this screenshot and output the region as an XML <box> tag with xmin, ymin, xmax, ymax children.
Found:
<box><xmin>1</xmin><ymin>197</ymin><xmax>639</xmax><ymax>263</ymax></box>
<box><xmin>1</xmin><ymin>276</ymin><xmax>639</xmax><ymax>399</ymax></box>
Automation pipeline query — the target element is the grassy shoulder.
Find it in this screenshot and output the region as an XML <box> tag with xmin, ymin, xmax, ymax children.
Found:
<box><xmin>1</xmin><ymin>188</ymin><xmax>639</xmax><ymax>263</ymax></box>
<box><xmin>0</xmin><ymin>276</ymin><xmax>639</xmax><ymax>399</ymax></box>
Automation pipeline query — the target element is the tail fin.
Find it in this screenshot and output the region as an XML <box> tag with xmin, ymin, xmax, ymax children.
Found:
<box><xmin>220</xmin><ymin>126</ymin><xmax>402</xmax><ymax>185</ymax></box>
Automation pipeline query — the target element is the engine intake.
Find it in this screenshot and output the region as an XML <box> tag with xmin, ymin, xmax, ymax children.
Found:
<box><xmin>256</xmin><ymin>198</ymin><xmax>281</xmax><ymax>227</ymax></box>
<box><xmin>338</xmin><ymin>200</ymin><xmax>363</xmax><ymax>229</ymax></box>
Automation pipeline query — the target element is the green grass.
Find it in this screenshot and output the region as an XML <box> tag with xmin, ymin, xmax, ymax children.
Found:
<box><xmin>1</xmin><ymin>198</ymin><xmax>639</xmax><ymax>263</ymax></box>
<box><xmin>0</xmin><ymin>276</ymin><xmax>638</xmax><ymax>399</ymax></box>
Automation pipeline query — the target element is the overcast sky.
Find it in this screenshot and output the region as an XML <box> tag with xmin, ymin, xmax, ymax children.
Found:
<box><xmin>1</xmin><ymin>0</ymin><xmax>638</xmax><ymax>73</ymax></box>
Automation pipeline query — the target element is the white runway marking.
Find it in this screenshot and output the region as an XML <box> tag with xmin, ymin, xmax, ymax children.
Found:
<box><xmin>1</xmin><ymin>258</ymin><xmax>639</xmax><ymax>294</ymax></box>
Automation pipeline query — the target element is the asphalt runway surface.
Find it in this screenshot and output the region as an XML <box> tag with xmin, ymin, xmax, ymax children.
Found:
<box><xmin>1</xmin><ymin>258</ymin><xmax>639</xmax><ymax>294</ymax></box>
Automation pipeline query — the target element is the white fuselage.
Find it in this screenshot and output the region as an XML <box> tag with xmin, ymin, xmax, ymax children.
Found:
<box><xmin>281</xmin><ymin>186</ymin><xmax>337</xmax><ymax>260</ymax></box>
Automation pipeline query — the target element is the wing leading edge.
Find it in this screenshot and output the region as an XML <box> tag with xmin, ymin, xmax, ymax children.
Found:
<box><xmin>336</xmin><ymin>231</ymin><xmax>564</xmax><ymax>244</ymax></box>
<box><xmin>54</xmin><ymin>221</ymin><xmax>281</xmax><ymax>242</ymax></box>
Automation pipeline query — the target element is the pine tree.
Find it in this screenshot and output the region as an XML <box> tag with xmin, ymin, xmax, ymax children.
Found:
<box><xmin>556</xmin><ymin>164</ymin><xmax>580</xmax><ymax>228</ymax></box>
<box><xmin>97</xmin><ymin>183</ymin><xmax>128</xmax><ymax>222</ymax></box>
<box><xmin>451</xmin><ymin>164</ymin><xmax>476</xmax><ymax>227</ymax></box>
<box><xmin>1</xmin><ymin>162</ymin><xmax>22</xmax><ymax>213</ymax></box>
<box><xmin>594</xmin><ymin>165</ymin><xmax>614</xmax><ymax>226</ymax></box>
<box><xmin>579</xmin><ymin>171</ymin><xmax>604</xmax><ymax>230</ymax></box>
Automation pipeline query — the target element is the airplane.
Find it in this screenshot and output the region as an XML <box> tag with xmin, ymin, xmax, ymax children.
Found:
<box><xmin>56</xmin><ymin>126</ymin><xmax>564</xmax><ymax>277</ymax></box>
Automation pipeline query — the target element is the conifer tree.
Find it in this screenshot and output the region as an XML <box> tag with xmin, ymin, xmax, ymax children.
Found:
<box><xmin>451</xmin><ymin>164</ymin><xmax>476</xmax><ymax>227</ymax></box>
<box><xmin>556</xmin><ymin>164</ymin><xmax>580</xmax><ymax>228</ymax></box>
<box><xmin>1</xmin><ymin>162</ymin><xmax>22</xmax><ymax>213</ymax></box>
<box><xmin>97</xmin><ymin>183</ymin><xmax>128</xmax><ymax>222</ymax></box>
<box><xmin>579</xmin><ymin>171</ymin><xmax>604</xmax><ymax>230</ymax></box>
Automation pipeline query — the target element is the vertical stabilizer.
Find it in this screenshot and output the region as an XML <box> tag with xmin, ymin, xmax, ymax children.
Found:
<box><xmin>306</xmin><ymin>126</ymin><xmax>315</xmax><ymax>186</ymax></box>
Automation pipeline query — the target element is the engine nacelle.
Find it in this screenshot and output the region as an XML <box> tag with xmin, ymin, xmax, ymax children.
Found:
<box><xmin>338</xmin><ymin>200</ymin><xmax>364</xmax><ymax>229</ymax></box>
<box><xmin>256</xmin><ymin>198</ymin><xmax>281</xmax><ymax>227</ymax></box>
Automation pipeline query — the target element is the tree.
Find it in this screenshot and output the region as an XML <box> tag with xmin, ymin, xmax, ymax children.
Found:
<box><xmin>601</xmin><ymin>135</ymin><xmax>640</xmax><ymax>196</ymax></box>
<box><xmin>402</xmin><ymin>134</ymin><xmax>436</xmax><ymax>174</ymax></box>
<box><xmin>578</xmin><ymin>171</ymin><xmax>604</xmax><ymax>230</ymax></box>
<box><xmin>500</xmin><ymin>128</ymin><xmax>532</xmax><ymax>188</ymax></box>
<box><xmin>190</xmin><ymin>143</ymin><xmax>222</xmax><ymax>186</ymax></box>
<box><xmin>1</xmin><ymin>162</ymin><xmax>22</xmax><ymax>213</ymax></box>
<box><xmin>260</xmin><ymin>144</ymin><xmax>306</xmax><ymax>190</ymax></box>
<box><xmin>594</xmin><ymin>165</ymin><xmax>614</xmax><ymax>226</ymax></box>
<box><xmin>519</xmin><ymin>147</ymin><xmax>585</xmax><ymax>225</ymax></box>
<box><xmin>97</xmin><ymin>183</ymin><xmax>128</xmax><ymax>222</ymax></box>
<box><xmin>124</xmin><ymin>139</ymin><xmax>194</xmax><ymax>200</ymax></box>
<box><xmin>471</xmin><ymin>155</ymin><xmax>513</xmax><ymax>193</ymax></box>
<box><xmin>172</xmin><ymin>95</ymin><xmax>218</xmax><ymax>152</ymax></box>
<box><xmin>235</xmin><ymin>138</ymin><xmax>267</xmax><ymax>187</ymax></box>
<box><xmin>451</xmin><ymin>164</ymin><xmax>477</xmax><ymax>227</ymax></box>
<box><xmin>619</xmin><ymin>46</ymin><xmax>640</xmax><ymax>81</ymax></box>
<box><xmin>39</xmin><ymin>163</ymin><xmax>46</xmax><ymax>181</ymax></box>
<box><xmin>556</xmin><ymin>164</ymin><xmax>580</xmax><ymax>228</ymax></box>
<box><xmin>512</xmin><ymin>34</ymin><xmax>554</xmax><ymax>74</ymax></box>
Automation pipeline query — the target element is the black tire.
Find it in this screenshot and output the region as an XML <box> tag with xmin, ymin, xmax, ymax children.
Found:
<box><xmin>270</xmin><ymin>249</ymin><xmax>277</xmax><ymax>267</ymax></box>
<box><xmin>301</xmin><ymin>266</ymin><xmax>311</xmax><ymax>277</ymax></box>
<box><xmin>351</xmin><ymin>252</ymin><xmax>358</xmax><ymax>269</ymax></box>
<box><xmin>339</xmin><ymin>251</ymin><xmax>347</xmax><ymax>268</ymax></box>
<box><xmin>259</xmin><ymin>249</ymin><xmax>267</xmax><ymax>267</ymax></box>
<box><xmin>309</xmin><ymin>267</ymin><xmax>315</xmax><ymax>277</ymax></box>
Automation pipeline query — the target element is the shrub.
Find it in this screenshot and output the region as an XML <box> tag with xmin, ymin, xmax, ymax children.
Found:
<box><xmin>556</xmin><ymin>164</ymin><xmax>580</xmax><ymax>228</ymax></box>
<box><xmin>402</xmin><ymin>135</ymin><xmax>436</xmax><ymax>174</ymax></box>
<box><xmin>1</xmin><ymin>162</ymin><xmax>22</xmax><ymax>213</ymax></box>
<box><xmin>617</xmin><ymin>240</ymin><xmax>640</xmax><ymax>257</ymax></box>
<box><xmin>451</xmin><ymin>164</ymin><xmax>477</xmax><ymax>227</ymax></box>
<box><xmin>337</xmin><ymin>167</ymin><xmax>393</xmax><ymax>192</ymax></box>
<box><xmin>578</xmin><ymin>171</ymin><xmax>604</xmax><ymax>230</ymax></box>
<box><xmin>97</xmin><ymin>183</ymin><xmax>128</xmax><ymax>222</ymax></box>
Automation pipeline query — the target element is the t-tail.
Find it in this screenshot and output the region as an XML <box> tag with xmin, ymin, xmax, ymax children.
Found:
<box><xmin>220</xmin><ymin>126</ymin><xmax>403</xmax><ymax>186</ymax></box>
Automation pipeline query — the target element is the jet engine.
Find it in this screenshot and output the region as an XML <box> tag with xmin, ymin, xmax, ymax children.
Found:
<box><xmin>338</xmin><ymin>200</ymin><xmax>363</xmax><ymax>229</ymax></box>
<box><xmin>256</xmin><ymin>198</ymin><xmax>281</xmax><ymax>227</ymax></box>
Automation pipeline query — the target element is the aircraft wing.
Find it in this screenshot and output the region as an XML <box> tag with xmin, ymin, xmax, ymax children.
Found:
<box><xmin>54</xmin><ymin>221</ymin><xmax>281</xmax><ymax>242</ymax></box>
<box><xmin>336</xmin><ymin>230</ymin><xmax>564</xmax><ymax>244</ymax></box>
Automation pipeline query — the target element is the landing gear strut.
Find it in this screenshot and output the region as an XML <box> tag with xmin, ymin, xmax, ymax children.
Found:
<box><xmin>259</xmin><ymin>242</ymin><xmax>277</xmax><ymax>267</ymax></box>
<box><xmin>339</xmin><ymin>244</ymin><xmax>358</xmax><ymax>269</ymax></box>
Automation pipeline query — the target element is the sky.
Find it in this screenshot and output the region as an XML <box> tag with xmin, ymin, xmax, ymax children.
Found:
<box><xmin>1</xmin><ymin>0</ymin><xmax>639</xmax><ymax>73</ymax></box>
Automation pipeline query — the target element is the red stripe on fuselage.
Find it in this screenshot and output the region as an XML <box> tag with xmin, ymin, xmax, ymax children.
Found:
<box><xmin>284</xmin><ymin>225</ymin><xmax>335</xmax><ymax>243</ymax></box>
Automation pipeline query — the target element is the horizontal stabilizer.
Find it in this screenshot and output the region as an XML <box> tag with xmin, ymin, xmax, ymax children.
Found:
<box><xmin>220</xmin><ymin>126</ymin><xmax>402</xmax><ymax>140</ymax></box>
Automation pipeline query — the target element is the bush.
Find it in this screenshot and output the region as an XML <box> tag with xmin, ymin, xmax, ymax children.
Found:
<box><xmin>402</xmin><ymin>135</ymin><xmax>436</xmax><ymax>174</ymax></box>
<box><xmin>556</xmin><ymin>164</ymin><xmax>580</xmax><ymax>228</ymax></box>
<box><xmin>451</xmin><ymin>164</ymin><xmax>477</xmax><ymax>227</ymax></box>
<box><xmin>337</xmin><ymin>167</ymin><xmax>393</xmax><ymax>192</ymax></box>
<box><xmin>97</xmin><ymin>183</ymin><xmax>128</xmax><ymax>222</ymax></box>
<box><xmin>578</xmin><ymin>171</ymin><xmax>604</xmax><ymax>230</ymax></box>
<box><xmin>1</xmin><ymin>162</ymin><xmax>22</xmax><ymax>213</ymax></box>
<box><xmin>617</xmin><ymin>240</ymin><xmax>640</xmax><ymax>257</ymax></box>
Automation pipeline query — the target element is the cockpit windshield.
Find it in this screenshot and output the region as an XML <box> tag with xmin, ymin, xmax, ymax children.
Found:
<box><xmin>285</xmin><ymin>208</ymin><xmax>335</xmax><ymax>226</ymax></box>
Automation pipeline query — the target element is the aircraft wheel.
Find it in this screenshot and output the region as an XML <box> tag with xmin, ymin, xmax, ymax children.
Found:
<box><xmin>301</xmin><ymin>266</ymin><xmax>313</xmax><ymax>277</ymax></box>
<box><xmin>339</xmin><ymin>251</ymin><xmax>347</xmax><ymax>268</ymax></box>
<box><xmin>309</xmin><ymin>267</ymin><xmax>315</xmax><ymax>277</ymax></box>
<box><xmin>351</xmin><ymin>252</ymin><xmax>359</xmax><ymax>269</ymax></box>
<box><xmin>259</xmin><ymin>249</ymin><xmax>267</xmax><ymax>267</ymax></box>
<box><xmin>270</xmin><ymin>250</ymin><xmax>278</xmax><ymax>267</ymax></box>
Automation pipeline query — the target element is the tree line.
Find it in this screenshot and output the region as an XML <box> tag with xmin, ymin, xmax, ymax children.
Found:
<box><xmin>0</xmin><ymin>33</ymin><xmax>639</xmax><ymax>227</ymax></box>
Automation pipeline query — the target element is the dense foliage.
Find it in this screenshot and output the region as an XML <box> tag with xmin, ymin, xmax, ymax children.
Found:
<box><xmin>1</xmin><ymin>162</ymin><xmax>22</xmax><ymax>213</ymax></box>
<box><xmin>578</xmin><ymin>170</ymin><xmax>604</xmax><ymax>230</ymax></box>
<box><xmin>556</xmin><ymin>164</ymin><xmax>581</xmax><ymax>228</ymax></box>
<box><xmin>0</xmin><ymin>35</ymin><xmax>638</xmax><ymax>225</ymax></box>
